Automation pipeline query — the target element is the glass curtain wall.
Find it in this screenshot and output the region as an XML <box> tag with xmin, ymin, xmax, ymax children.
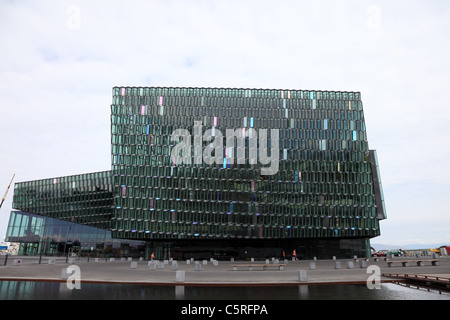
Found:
<box><xmin>12</xmin><ymin>171</ymin><xmax>113</xmax><ymax>230</ymax></box>
<box><xmin>110</xmin><ymin>87</ymin><xmax>384</xmax><ymax>241</ymax></box>
<box><xmin>6</xmin><ymin>211</ymin><xmax>145</xmax><ymax>257</ymax></box>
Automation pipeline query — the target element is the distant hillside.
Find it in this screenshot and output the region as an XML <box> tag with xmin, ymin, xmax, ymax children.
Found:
<box><xmin>371</xmin><ymin>243</ymin><xmax>400</xmax><ymax>251</ymax></box>
<box><xmin>371</xmin><ymin>243</ymin><xmax>448</xmax><ymax>251</ymax></box>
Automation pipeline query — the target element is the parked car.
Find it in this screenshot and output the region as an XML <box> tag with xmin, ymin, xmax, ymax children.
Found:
<box><xmin>440</xmin><ymin>246</ymin><xmax>450</xmax><ymax>255</ymax></box>
<box><xmin>386</xmin><ymin>249</ymin><xmax>406</xmax><ymax>257</ymax></box>
<box><xmin>431</xmin><ymin>246</ymin><xmax>450</xmax><ymax>255</ymax></box>
<box><xmin>372</xmin><ymin>250</ymin><xmax>387</xmax><ymax>257</ymax></box>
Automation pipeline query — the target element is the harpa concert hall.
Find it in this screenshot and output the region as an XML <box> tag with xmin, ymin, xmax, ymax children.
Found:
<box><xmin>6</xmin><ymin>86</ymin><xmax>386</xmax><ymax>260</ymax></box>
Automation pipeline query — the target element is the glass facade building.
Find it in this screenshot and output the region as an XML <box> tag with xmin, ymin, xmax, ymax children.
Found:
<box><xmin>6</xmin><ymin>211</ymin><xmax>145</xmax><ymax>257</ymax></box>
<box><xmin>12</xmin><ymin>171</ymin><xmax>113</xmax><ymax>230</ymax></box>
<box><xmin>6</xmin><ymin>86</ymin><xmax>386</xmax><ymax>259</ymax></box>
<box><xmin>7</xmin><ymin>171</ymin><xmax>145</xmax><ymax>256</ymax></box>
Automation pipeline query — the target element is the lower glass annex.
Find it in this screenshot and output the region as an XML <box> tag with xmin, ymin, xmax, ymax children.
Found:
<box><xmin>6</xmin><ymin>211</ymin><xmax>145</xmax><ymax>257</ymax></box>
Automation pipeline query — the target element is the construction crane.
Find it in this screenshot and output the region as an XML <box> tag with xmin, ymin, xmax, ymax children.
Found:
<box><xmin>0</xmin><ymin>174</ymin><xmax>15</xmax><ymax>210</ymax></box>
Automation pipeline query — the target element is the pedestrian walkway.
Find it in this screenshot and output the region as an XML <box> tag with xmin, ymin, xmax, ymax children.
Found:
<box><xmin>1</xmin><ymin>255</ymin><xmax>449</xmax><ymax>287</ymax></box>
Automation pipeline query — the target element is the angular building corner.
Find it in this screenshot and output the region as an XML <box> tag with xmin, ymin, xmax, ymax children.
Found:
<box><xmin>6</xmin><ymin>87</ymin><xmax>386</xmax><ymax>259</ymax></box>
<box><xmin>369</xmin><ymin>150</ymin><xmax>387</xmax><ymax>220</ymax></box>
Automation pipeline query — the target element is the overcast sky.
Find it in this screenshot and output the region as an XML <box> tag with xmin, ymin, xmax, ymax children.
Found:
<box><xmin>1</xmin><ymin>0</ymin><xmax>449</xmax><ymax>248</ymax></box>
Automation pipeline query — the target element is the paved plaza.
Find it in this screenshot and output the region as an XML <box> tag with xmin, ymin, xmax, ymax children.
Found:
<box><xmin>1</xmin><ymin>255</ymin><xmax>449</xmax><ymax>286</ymax></box>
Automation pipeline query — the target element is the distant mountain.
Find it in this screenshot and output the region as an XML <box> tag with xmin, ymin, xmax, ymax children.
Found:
<box><xmin>402</xmin><ymin>243</ymin><xmax>449</xmax><ymax>250</ymax></box>
<box><xmin>371</xmin><ymin>243</ymin><xmax>448</xmax><ymax>251</ymax></box>
<box><xmin>371</xmin><ymin>243</ymin><xmax>401</xmax><ymax>251</ymax></box>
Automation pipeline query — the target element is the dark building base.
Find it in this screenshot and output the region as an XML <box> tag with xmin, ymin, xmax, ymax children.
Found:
<box><xmin>7</xmin><ymin>211</ymin><xmax>371</xmax><ymax>260</ymax></box>
<box><xmin>145</xmin><ymin>238</ymin><xmax>371</xmax><ymax>261</ymax></box>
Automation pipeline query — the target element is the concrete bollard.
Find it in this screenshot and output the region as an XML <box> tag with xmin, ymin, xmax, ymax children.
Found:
<box><xmin>172</xmin><ymin>261</ymin><xmax>179</xmax><ymax>270</ymax></box>
<box><xmin>164</xmin><ymin>260</ymin><xmax>169</xmax><ymax>265</ymax></box>
<box><xmin>313</xmin><ymin>257</ymin><xmax>317</xmax><ymax>261</ymax></box>
<box><xmin>109</xmin><ymin>258</ymin><xmax>115</xmax><ymax>262</ymax></box>
<box><xmin>13</xmin><ymin>259</ymin><xmax>22</xmax><ymax>266</ymax></box>
<box><xmin>194</xmin><ymin>263</ymin><xmax>201</xmax><ymax>271</ymax></box>
<box><xmin>128</xmin><ymin>257</ymin><xmax>132</xmax><ymax>262</ymax></box>
<box><xmin>309</xmin><ymin>261</ymin><xmax>316</xmax><ymax>270</ymax></box>
<box><xmin>251</xmin><ymin>258</ymin><xmax>254</xmax><ymax>262</ymax></box>
<box><xmin>158</xmin><ymin>262</ymin><xmax>165</xmax><ymax>269</ymax></box>
<box><xmin>121</xmin><ymin>257</ymin><xmax>125</xmax><ymax>261</ymax></box>
<box><xmin>186</xmin><ymin>259</ymin><xmax>190</xmax><ymax>264</ymax></box>
<box><xmin>176</xmin><ymin>270</ymin><xmax>185</xmax><ymax>282</ymax></box>
<box><xmin>334</xmin><ymin>261</ymin><xmax>341</xmax><ymax>269</ymax></box>
<box><xmin>359</xmin><ymin>260</ymin><xmax>367</xmax><ymax>268</ymax></box>
<box><xmin>148</xmin><ymin>262</ymin><xmax>156</xmax><ymax>270</ymax></box>
<box><xmin>202</xmin><ymin>260</ymin><xmax>207</xmax><ymax>265</ymax></box>
<box><xmin>332</xmin><ymin>256</ymin><xmax>336</xmax><ymax>260</ymax></box>
<box><xmin>298</xmin><ymin>270</ymin><xmax>308</xmax><ymax>282</ymax></box>
<box><xmin>347</xmin><ymin>261</ymin><xmax>354</xmax><ymax>269</ymax></box>
<box><xmin>265</xmin><ymin>259</ymin><xmax>269</xmax><ymax>264</ymax></box>
<box><xmin>130</xmin><ymin>261</ymin><xmax>138</xmax><ymax>269</ymax></box>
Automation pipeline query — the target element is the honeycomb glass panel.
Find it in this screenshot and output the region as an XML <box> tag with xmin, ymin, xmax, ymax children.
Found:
<box><xmin>110</xmin><ymin>87</ymin><xmax>382</xmax><ymax>241</ymax></box>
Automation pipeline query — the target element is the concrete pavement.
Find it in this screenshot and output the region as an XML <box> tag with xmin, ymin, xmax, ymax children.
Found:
<box><xmin>1</xmin><ymin>255</ymin><xmax>449</xmax><ymax>286</ymax></box>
